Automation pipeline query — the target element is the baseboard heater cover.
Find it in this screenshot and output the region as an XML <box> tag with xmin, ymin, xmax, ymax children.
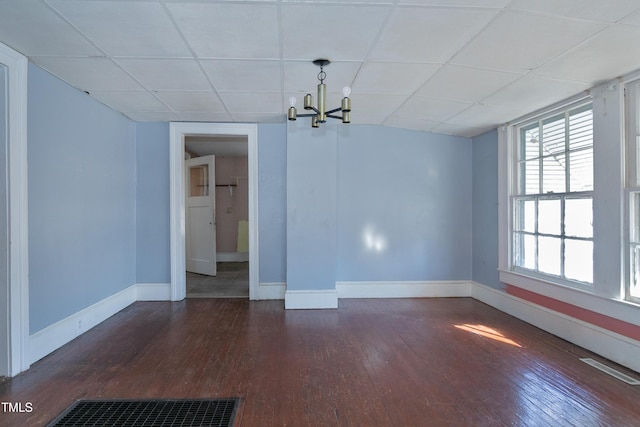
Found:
<box><xmin>580</xmin><ymin>358</ymin><xmax>640</xmax><ymax>385</ymax></box>
<box><xmin>46</xmin><ymin>398</ymin><xmax>240</xmax><ymax>426</ymax></box>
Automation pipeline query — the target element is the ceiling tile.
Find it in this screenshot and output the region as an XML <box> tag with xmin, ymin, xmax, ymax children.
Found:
<box><xmin>416</xmin><ymin>65</ymin><xmax>520</xmax><ymax>102</ymax></box>
<box><xmin>482</xmin><ymin>75</ymin><xmax>590</xmax><ymax>112</ymax></box>
<box><xmin>445</xmin><ymin>103</ymin><xmax>519</xmax><ymax>128</ymax></box>
<box><xmin>167</xmin><ymin>3</ymin><xmax>280</xmax><ymax>59</ymax></box>
<box><xmin>369</xmin><ymin>7</ymin><xmax>498</xmax><ymax>62</ymax></box>
<box><xmin>398</xmin><ymin>0</ymin><xmax>510</xmax><ymax>6</ymax></box>
<box><xmin>284</xmin><ymin>0</ymin><xmax>392</xmax><ymax>3</ymax></box>
<box><xmin>507</xmin><ymin>0</ymin><xmax>640</xmax><ymax>23</ymax></box>
<box><xmin>32</xmin><ymin>57</ymin><xmax>144</xmax><ymax>91</ymax></box>
<box><xmin>219</xmin><ymin>93</ymin><xmax>283</xmax><ymax>113</ymax></box>
<box><xmin>177</xmin><ymin>112</ymin><xmax>234</xmax><ymax>122</ymax></box>
<box><xmin>230</xmin><ymin>113</ymin><xmax>285</xmax><ymax>123</ymax></box>
<box><xmin>89</xmin><ymin>91</ymin><xmax>169</xmax><ymax>113</ymax></box>
<box><xmin>534</xmin><ymin>26</ymin><xmax>640</xmax><ymax>84</ymax></box>
<box><xmin>431</xmin><ymin>122</ymin><xmax>491</xmax><ymax>138</ymax></box>
<box><xmin>621</xmin><ymin>8</ymin><xmax>640</xmax><ymax>26</ymax></box>
<box><xmin>350</xmin><ymin>94</ymin><xmax>407</xmax><ymax>116</ymax></box>
<box><xmin>116</xmin><ymin>59</ymin><xmax>211</xmax><ymax>91</ymax></box>
<box><xmin>451</xmin><ymin>11</ymin><xmax>605</xmax><ymax>73</ymax></box>
<box><xmin>49</xmin><ymin>0</ymin><xmax>191</xmax><ymax>57</ymax></box>
<box><xmin>281</xmin><ymin>4</ymin><xmax>390</xmax><ymax>61</ymax></box>
<box><xmin>395</xmin><ymin>96</ymin><xmax>473</xmax><ymax>122</ymax></box>
<box><xmin>352</xmin><ymin>62</ymin><xmax>441</xmax><ymax>95</ymax></box>
<box><xmin>0</xmin><ymin>1</ymin><xmax>102</xmax><ymax>56</ymax></box>
<box><xmin>155</xmin><ymin>91</ymin><xmax>226</xmax><ymax>112</ymax></box>
<box><xmin>348</xmin><ymin>113</ymin><xmax>391</xmax><ymax>125</ymax></box>
<box><xmin>283</xmin><ymin>61</ymin><xmax>360</xmax><ymax>94</ymax></box>
<box><xmin>125</xmin><ymin>111</ymin><xmax>180</xmax><ymax>122</ymax></box>
<box><xmin>201</xmin><ymin>60</ymin><xmax>281</xmax><ymax>93</ymax></box>
<box><xmin>384</xmin><ymin>116</ymin><xmax>440</xmax><ymax>132</ymax></box>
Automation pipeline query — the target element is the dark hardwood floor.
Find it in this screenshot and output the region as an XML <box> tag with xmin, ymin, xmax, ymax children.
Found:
<box><xmin>1</xmin><ymin>298</ymin><xmax>640</xmax><ymax>426</ymax></box>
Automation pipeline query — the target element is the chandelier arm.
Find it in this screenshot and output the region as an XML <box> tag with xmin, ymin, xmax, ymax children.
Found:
<box><xmin>325</xmin><ymin>107</ymin><xmax>342</xmax><ymax>115</ymax></box>
<box><xmin>294</xmin><ymin>113</ymin><xmax>318</xmax><ymax>118</ymax></box>
<box><xmin>326</xmin><ymin>114</ymin><xmax>344</xmax><ymax>120</ymax></box>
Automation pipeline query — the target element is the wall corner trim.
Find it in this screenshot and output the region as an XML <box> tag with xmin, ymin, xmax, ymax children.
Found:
<box><xmin>285</xmin><ymin>289</ymin><xmax>338</xmax><ymax>309</ymax></box>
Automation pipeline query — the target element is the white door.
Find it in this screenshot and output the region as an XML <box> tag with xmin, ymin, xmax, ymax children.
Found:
<box><xmin>186</xmin><ymin>155</ymin><xmax>217</xmax><ymax>276</ymax></box>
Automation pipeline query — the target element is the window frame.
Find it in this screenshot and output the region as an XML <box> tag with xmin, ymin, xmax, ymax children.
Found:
<box><xmin>625</xmin><ymin>79</ymin><xmax>640</xmax><ymax>304</ymax></box>
<box><xmin>505</xmin><ymin>98</ymin><xmax>594</xmax><ymax>291</ymax></box>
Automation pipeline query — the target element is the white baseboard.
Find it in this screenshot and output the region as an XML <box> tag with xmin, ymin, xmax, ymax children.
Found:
<box><xmin>216</xmin><ymin>252</ymin><xmax>249</xmax><ymax>262</ymax></box>
<box><xmin>472</xmin><ymin>282</ymin><xmax>640</xmax><ymax>373</ymax></box>
<box><xmin>337</xmin><ymin>280</ymin><xmax>472</xmax><ymax>299</ymax></box>
<box><xmin>136</xmin><ymin>282</ymin><xmax>171</xmax><ymax>301</ymax></box>
<box><xmin>29</xmin><ymin>285</ymin><xmax>137</xmax><ymax>364</ymax></box>
<box><xmin>285</xmin><ymin>289</ymin><xmax>338</xmax><ymax>309</ymax></box>
<box><xmin>258</xmin><ymin>282</ymin><xmax>286</xmax><ymax>300</ymax></box>
<box><xmin>29</xmin><ymin>282</ymin><xmax>171</xmax><ymax>365</ymax></box>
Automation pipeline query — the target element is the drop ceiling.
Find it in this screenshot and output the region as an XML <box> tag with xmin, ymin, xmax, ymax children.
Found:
<box><xmin>2</xmin><ymin>0</ymin><xmax>640</xmax><ymax>137</ymax></box>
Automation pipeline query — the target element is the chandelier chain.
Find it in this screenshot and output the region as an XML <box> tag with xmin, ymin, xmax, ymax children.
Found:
<box><xmin>317</xmin><ymin>67</ymin><xmax>326</xmax><ymax>84</ymax></box>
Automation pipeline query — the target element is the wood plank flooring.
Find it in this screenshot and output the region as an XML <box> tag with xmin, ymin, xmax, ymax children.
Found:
<box><xmin>1</xmin><ymin>298</ymin><xmax>640</xmax><ymax>426</ymax></box>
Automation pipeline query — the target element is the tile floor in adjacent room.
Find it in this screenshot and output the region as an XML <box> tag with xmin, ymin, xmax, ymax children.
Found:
<box><xmin>186</xmin><ymin>262</ymin><xmax>249</xmax><ymax>298</ymax></box>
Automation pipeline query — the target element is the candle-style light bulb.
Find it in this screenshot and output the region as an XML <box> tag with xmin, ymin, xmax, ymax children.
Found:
<box><xmin>341</xmin><ymin>86</ymin><xmax>351</xmax><ymax>112</ymax></box>
<box><xmin>288</xmin><ymin>96</ymin><xmax>298</xmax><ymax>121</ymax></box>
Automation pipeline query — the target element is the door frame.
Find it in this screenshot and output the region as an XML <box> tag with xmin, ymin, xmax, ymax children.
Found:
<box><xmin>0</xmin><ymin>42</ymin><xmax>29</xmax><ymax>376</ymax></box>
<box><xmin>169</xmin><ymin>122</ymin><xmax>259</xmax><ymax>301</ymax></box>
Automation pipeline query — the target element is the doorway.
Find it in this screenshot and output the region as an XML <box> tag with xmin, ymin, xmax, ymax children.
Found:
<box><xmin>169</xmin><ymin>123</ymin><xmax>259</xmax><ymax>301</ymax></box>
<box><xmin>185</xmin><ymin>136</ymin><xmax>250</xmax><ymax>298</ymax></box>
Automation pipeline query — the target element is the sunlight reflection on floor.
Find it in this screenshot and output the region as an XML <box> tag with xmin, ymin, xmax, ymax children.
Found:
<box><xmin>454</xmin><ymin>324</ymin><xmax>522</xmax><ymax>347</ymax></box>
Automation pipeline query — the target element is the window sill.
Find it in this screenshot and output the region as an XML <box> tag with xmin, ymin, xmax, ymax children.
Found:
<box><xmin>498</xmin><ymin>269</ymin><xmax>640</xmax><ymax>327</ymax></box>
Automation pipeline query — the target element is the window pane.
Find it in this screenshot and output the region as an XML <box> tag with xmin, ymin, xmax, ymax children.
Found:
<box><xmin>631</xmin><ymin>193</ymin><xmax>640</xmax><ymax>243</ymax></box>
<box><xmin>519</xmin><ymin>159</ymin><xmax>540</xmax><ymax>195</ymax></box>
<box><xmin>514</xmin><ymin>232</ymin><xmax>536</xmax><ymax>270</ymax></box>
<box><xmin>539</xmin><ymin>236</ymin><xmax>561</xmax><ymax>276</ymax></box>
<box><xmin>542</xmin><ymin>114</ymin><xmax>565</xmax><ymax>154</ymax></box>
<box><xmin>565</xmin><ymin>239</ymin><xmax>593</xmax><ymax>283</ymax></box>
<box><xmin>569</xmin><ymin>148</ymin><xmax>593</xmax><ymax>191</ymax></box>
<box><xmin>189</xmin><ymin>165</ymin><xmax>209</xmax><ymax>197</ymax></box>
<box><xmin>631</xmin><ymin>245</ymin><xmax>640</xmax><ymax>298</ymax></box>
<box><xmin>538</xmin><ymin>199</ymin><xmax>560</xmax><ymax>235</ymax></box>
<box><xmin>542</xmin><ymin>154</ymin><xmax>566</xmax><ymax>193</ymax></box>
<box><xmin>565</xmin><ymin>198</ymin><xmax>592</xmax><ymax>238</ymax></box>
<box><xmin>514</xmin><ymin>199</ymin><xmax>535</xmax><ymax>232</ymax></box>
<box><xmin>521</xmin><ymin>124</ymin><xmax>540</xmax><ymax>160</ymax></box>
<box><xmin>568</xmin><ymin>106</ymin><xmax>593</xmax><ymax>151</ymax></box>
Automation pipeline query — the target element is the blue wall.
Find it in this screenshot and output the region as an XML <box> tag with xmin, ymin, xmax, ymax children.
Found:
<box><xmin>284</xmin><ymin>121</ymin><xmax>473</xmax><ymax>291</ymax></box>
<box><xmin>258</xmin><ymin>124</ymin><xmax>287</xmax><ymax>283</ymax></box>
<box><xmin>286</xmin><ymin>120</ymin><xmax>339</xmax><ymax>291</ymax></box>
<box><xmin>471</xmin><ymin>130</ymin><xmax>502</xmax><ymax>289</ymax></box>
<box><xmin>336</xmin><ymin>125</ymin><xmax>472</xmax><ymax>282</ymax></box>
<box><xmin>28</xmin><ymin>64</ymin><xmax>137</xmax><ymax>333</ymax></box>
<box><xmin>135</xmin><ymin>122</ymin><xmax>170</xmax><ymax>283</ymax></box>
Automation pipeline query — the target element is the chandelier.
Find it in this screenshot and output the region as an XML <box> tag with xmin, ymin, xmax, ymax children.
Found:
<box><xmin>287</xmin><ymin>59</ymin><xmax>351</xmax><ymax>128</ymax></box>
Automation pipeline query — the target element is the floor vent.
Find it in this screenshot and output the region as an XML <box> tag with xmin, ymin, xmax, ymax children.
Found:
<box><xmin>580</xmin><ymin>358</ymin><xmax>640</xmax><ymax>385</ymax></box>
<box><xmin>46</xmin><ymin>398</ymin><xmax>239</xmax><ymax>426</ymax></box>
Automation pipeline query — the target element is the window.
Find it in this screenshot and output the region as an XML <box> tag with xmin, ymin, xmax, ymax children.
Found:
<box><xmin>512</xmin><ymin>102</ymin><xmax>594</xmax><ymax>285</ymax></box>
<box><xmin>626</xmin><ymin>80</ymin><xmax>640</xmax><ymax>302</ymax></box>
